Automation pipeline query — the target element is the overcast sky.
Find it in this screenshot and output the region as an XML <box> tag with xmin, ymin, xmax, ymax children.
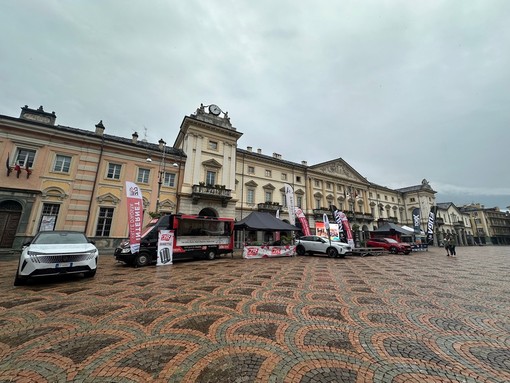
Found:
<box><xmin>1</xmin><ymin>1</ymin><xmax>509</xmax><ymax>209</ymax></box>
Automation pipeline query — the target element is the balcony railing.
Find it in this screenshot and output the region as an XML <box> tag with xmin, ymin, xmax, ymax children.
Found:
<box><xmin>313</xmin><ymin>208</ymin><xmax>332</xmax><ymax>218</ymax></box>
<box><xmin>192</xmin><ymin>184</ymin><xmax>232</xmax><ymax>207</ymax></box>
<box><xmin>258</xmin><ymin>202</ymin><xmax>282</xmax><ymax>212</ymax></box>
<box><xmin>453</xmin><ymin>220</ymin><xmax>465</xmax><ymax>227</ymax></box>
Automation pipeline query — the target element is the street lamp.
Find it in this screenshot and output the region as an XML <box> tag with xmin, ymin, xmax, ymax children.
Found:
<box><xmin>172</xmin><ymin>161</ymin><xmax>180</xmax><ymax>213</ymax></box>
<box><xmin>155</xmin><ymin>139</ymin><xmax>166</xmax><ymax>214</ymax></box>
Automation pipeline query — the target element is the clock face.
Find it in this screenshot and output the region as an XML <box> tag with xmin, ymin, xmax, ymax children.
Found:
<box><xmin>208</xmin><ymin>104</ymin><xmax>221</xmax><ymax>115</ymax></box>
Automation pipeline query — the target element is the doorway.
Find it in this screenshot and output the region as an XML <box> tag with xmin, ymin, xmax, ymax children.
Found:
<box><xmin>0</xmin><ymin>200</ymin><xmax>22</xmax><ymax>248</ymax></box>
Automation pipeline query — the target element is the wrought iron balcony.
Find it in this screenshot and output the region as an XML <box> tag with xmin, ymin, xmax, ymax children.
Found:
<box><xmin>454</xmin><ymin>220</ymin><xmax>465</xmax><ymax>227</ymax></box>
<box><xmin>313</xmin><ymin>208</ymin><xmax>332</xmax><ymax>218</ymax></box>
<box><xmin>257</xmin><ymin>202</ymin><xmax>282</xmax><ymax>212</ymax></box>
<box><xmin>192</xmin><ymin>184</ymin><xmax>232</xmax><ymax>207</ymax></box>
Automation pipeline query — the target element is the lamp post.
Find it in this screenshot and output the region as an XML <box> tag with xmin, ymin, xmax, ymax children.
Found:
<box><xmin>172</xmin><ymin>159</ymin><xmax>181</xmax><ymax>214</ymax></box>
<box><xmin>154</xmin><ymin>139</ymin><xmax>166</xmax><ymax>214</ymax></box>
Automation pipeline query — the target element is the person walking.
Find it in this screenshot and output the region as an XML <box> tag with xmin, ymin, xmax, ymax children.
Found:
<box><xmin>444</xmin><ymin>235</ymin><xmax>451</xmax><ymax>256</ymax></box>
<box><xmin>449</xmin><ymin>236</ymin><xmax>457</xmax><ymax>257</ymax></box>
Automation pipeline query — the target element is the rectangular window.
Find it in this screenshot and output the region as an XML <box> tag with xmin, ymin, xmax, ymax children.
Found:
<box><xmin>15</xmin><ymin>148</ymin><xmax>36</xmax><ymax>168</ymax></box>
<box><xmin>248</xmin><ymin>166</ymin><xmax>255</xmax><ymax>174</ymax></box>
<box><xmin>96</xmin><ymin>207</ymin><xmax>114</xmax><ymax>236</ymax></box>
<box><xmin>281</xmin><ymin>193</ymin><xmax>286</xmax><ymax>207</ymax></box>
<box><xmin>296</xmin><ymin>176</ymin><xmax>301</xmax><ymax>183</ymax></box>
<box><xmin>53</xmin><ymin>154</ymin><xmax>72</xmax><ymax>173</ymax></box>
<box><xmin>265</xmin><ymin>191</ymin><xmax>272</xmax><ymax>202</ymax></box>
<box><xmin>247</xmin><ymin>189</ymin><xmax>255</xmax><ymax>204</ymax></box>
<box><xmin>297</xmin><ymin>196</ymin><xmax>302</xmax><ymax>207</ymax></box>
<box><xmin>281</xmin><ymin>173</ymin><xmax>287</xmax><ymax>181</ymax></box>
<box><xmin>206</xmin><ymin>171</ymin><xmax>216</xmax><ymax>186</ymax></box>
<box><xmin>163</xmin><ymin>172</ymin><xmax>176</xmax><ymax>187</ymax></box>
<box><xmin>314</xmin><ymin>180</ymin><xmax>320</xmax><ymax>187</ymax></box>
<box><xmin>209</xmin><ymin>140</ymin><xmax>218</xmax><ymax>150</ymax></box>
<box><xmin>410</xmin><ymin>197</ymin><xmax>416</xmax><ymax>202</ymax></box>
<box><xmin>107</xmin><ymin>163</ymin><xmax>122</xmax><ymax>180</ymax></box>
<box><xmin>326</xmin><ymin>182</ymin><xmax>332</xmax><ymax>189</ymax></box>
<box><xmin>39</xmin><ymin>203</ymin><xmax>60</xmax><ymax>231</ymax></box>
<box><xmin>315</xmin><ymin>198</ymin><xmax>321</xmax><ymax>209</ymax></box>
<box><xmin>137</xmin><ymin>168</ymin><xmax>150</xmax><ymax>184</ymax></box>
<box><xmin>265</xmin><ymin>169</ymin><xmax>272</xmax><ymax>177</ymax></box>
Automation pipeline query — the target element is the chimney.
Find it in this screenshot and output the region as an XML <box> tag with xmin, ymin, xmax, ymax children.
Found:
<box><xmin>247</xmin><ymin>146</ymin><xmax>252</xmax><ymax>152</ymax></box>
<box><xmin>132</xmin><ymin>132</ymin><xmax>138</xmax><ymax>144</ymax></box>
<box><xmin>257</xmin><ymin>148</ymin><xmax>262</xmax><ymax>154</ymax></box>
<box><xmin>273</xmin><ymin>153</ymin><xmax>282</xmax><ymax>159</ymax></box>
<box><xmin>301</xmin><ymin>160</ymin><xmax>308</xmax><ymax>166</ymax></box>
<box><xmin>158</xmin><ymin>138</ymin><xmax>166</xmax><ymax>151</ymax></box>
<box><xmin>95</xmin><ymin>120</ymin><xmax>105</xmax><ymax>136</ymax></box>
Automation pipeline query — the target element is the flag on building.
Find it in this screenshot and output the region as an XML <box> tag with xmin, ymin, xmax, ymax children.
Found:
<box><xmin>126</xmin><ymin>181</ymin><xmax>143</xmax><ymax>253</ymax></box>
<box><xmin>5</xmin><ymin>153</ymin><xmax>11</xmax><ymax>176</ymax></box>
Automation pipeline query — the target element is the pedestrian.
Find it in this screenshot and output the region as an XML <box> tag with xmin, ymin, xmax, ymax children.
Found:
<box><xmin>444</xmin><ymin>235</ymin><xmax>451</xmax><ymax>256</ymax></box>
<box><xmin>449</xmin><ymin>237</ymin><xmax>456</xmax><ymax>257</ymax></box>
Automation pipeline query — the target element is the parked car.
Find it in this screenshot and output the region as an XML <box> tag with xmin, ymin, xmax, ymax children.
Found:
<box><xmin>366</xmin><ymin>237</ymin><xmax>411</xmax><ymax>254</ymax></box>
<box><xmin>296</xmin><ymin>235</ymin><xmax>352</xmax><ymax>258</ymax></box>
<box><xmin>14</xmin><ymin>231</ymin><xmax>98</xmax><ymax>286</ymax></box>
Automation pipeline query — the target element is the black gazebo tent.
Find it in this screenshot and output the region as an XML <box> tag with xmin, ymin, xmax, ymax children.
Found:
<box><xmin>234</xmin><ymin>211</ymin><xmax>300</xmax><ymax>231</ymax></box>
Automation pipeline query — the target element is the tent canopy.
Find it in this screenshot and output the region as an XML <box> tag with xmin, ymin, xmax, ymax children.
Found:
<box><xmin>234</xmin><ymin>211</ymin><xmax>300</xmax><ymax>231</ymax></box>
<box><xmin>374</xmin><ymin>222</ymin><xmax>414</xmax><ymax>235</ymax></box>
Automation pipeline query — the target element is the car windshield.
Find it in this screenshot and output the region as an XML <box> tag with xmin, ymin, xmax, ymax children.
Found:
<box><xmin>33</xmin><ymin>232</ymin><xmax>88</xmax><ymax>245</ymax></box>
<box><xmin>385</xmin><ymin>238</ymin><xmax>398</xmax><ymax>243</ymax></box>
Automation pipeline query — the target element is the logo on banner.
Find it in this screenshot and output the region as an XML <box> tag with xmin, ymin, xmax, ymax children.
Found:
<box><xmin>157</xmin><ymin>230</ymin><xmax>174</xmax><ymax>265</ymax></box>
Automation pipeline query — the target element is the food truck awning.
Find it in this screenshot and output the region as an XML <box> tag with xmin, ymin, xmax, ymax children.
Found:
<box><xmin>234</xmin><ymin>212</ymin><xmax>300</xmax><ymax>231</ymax></box>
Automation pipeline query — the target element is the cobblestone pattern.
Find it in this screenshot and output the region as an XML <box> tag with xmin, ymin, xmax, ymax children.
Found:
<box><xmin>0</xmin><ymin>246</ymin><xmax>509</xmax><ymax>382</ymax></box>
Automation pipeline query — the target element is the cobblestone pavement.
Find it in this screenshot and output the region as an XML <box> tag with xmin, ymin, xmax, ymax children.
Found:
<box><xmin>0</xmin><ymin>246</ymin><xmax>509</xmax><ymax>383</ymax></box>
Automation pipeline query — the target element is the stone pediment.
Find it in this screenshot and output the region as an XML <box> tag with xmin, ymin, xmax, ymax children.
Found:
<box><xmin>312</xmin><ymin>159</ymin><xmax>368</xmax><ymax>183</ymax></box>
<box><xmin>97</xmin><ymin>193</ymin><xmax>121</xmax><ymax>205</ymax></box>
<box><xmin>202</xmin><ymin>159</ymin><xmax>222</xmax><ymax>168</ymax></box>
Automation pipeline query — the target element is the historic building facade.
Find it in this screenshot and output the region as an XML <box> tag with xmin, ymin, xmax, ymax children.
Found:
<box><xmin>4</xmin><ymin>103</ymin><xmax>498</xmax><ymax>252</ymax></box>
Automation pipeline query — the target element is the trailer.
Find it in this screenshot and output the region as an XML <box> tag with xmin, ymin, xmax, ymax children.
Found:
<box><xmin>350</xmin><ymin>247</ymin><xmax>387</xmax><ymax>257</ymax></box>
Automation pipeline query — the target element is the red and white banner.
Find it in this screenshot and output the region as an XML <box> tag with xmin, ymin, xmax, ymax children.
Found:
<box><xmin>295</xmin><ymin>207</ymin><xmax>311</xmax><ymax>236</ymax></box>
<box><xmin>284</xmin><ymin>183</ymin><xmax>296</xmax><ymax>226</ymax></box>
<box><xmin>125</xmin><ymin>181</ymin><xmax>143</xmax><ymax>253</ymax></box>
<box><xmin>243</xmin><ymin>245</ymin><xmax>296</xmax><ymax>259</ymax></box>
<box><xmin>338</xmin><ymin>211</ymin><xmax>355</xmax><ymax>247</ymax></box>
<box><xmin>157</xmin><ymin>230</ymin><xmax>174</xmax><ymax>266</ymax></box>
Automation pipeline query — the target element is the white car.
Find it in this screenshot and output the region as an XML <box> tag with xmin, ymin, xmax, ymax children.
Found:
<box><xmin>296</xmin><ymin>235</ymin><xmax>352</xmax><ymax>258</ymax></box>
<box><xmin>14</xmin><ymin>231</ymin><xmax>98</xmax><ymax>286</ymax></box>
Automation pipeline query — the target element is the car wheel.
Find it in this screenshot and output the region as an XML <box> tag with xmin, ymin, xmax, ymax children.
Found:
<box><xmin>296</xmin><ymin>245</ymin><xmax>306</xmax><ymax>256</ymax></box>
<box><xmin>327</xmin><ymin>248</ymin><xmax>338</xmax><ymax>258</ymax></box>
<box><xmin>135</xmin><ymin>253</ymin><xmax>150</xmax><ymax>267</ymax></box>
<box><xmin>84</xmin><ymin>269</ymin><xmax>97</xmax><ymax>278</ymax></box>
<box><xmin>14</xmin><ymin>271</ymin><xmax>27</xmax><ymax>286</ymax></box>
<box><xmin>389</xmin><ymin>247</ymin><xmax>397</xmax><ymax>254</ymax></box>
<box><xmin>205</xmin><ymin>249</ymin><xmax>216</xmax><ymax>260</ymax></box>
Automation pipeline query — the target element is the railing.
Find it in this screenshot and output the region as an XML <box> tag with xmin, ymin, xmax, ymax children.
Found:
<box><xmin>258</xmin><ymin>202</ymin><xmax>281</xmax><ymax>212</ymax></box>
<box><xmin>191</xmin><ymin>184</ymin><xmax>232</xmax><ymax>207</ymax></box>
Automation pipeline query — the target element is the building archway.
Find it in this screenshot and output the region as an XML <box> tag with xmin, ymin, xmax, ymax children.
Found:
<box><xmin>198</xmin><ymin>207</ymin><xmax>218</xmax><ymax>217</ymax></box>
<box><xmin>0</xmin><ymin>200</ymin><xmax>22</xmax><ymax>248</ymax></box>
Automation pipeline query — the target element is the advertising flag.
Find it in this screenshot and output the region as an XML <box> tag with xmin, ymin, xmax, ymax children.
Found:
<box><xmin>295</xmin><ymin>207</ymin><xmax>311</xmax><ymax>236</ymax></box>
<box><xmin>412</xmin><ymin>208</ymin><xmax>421</xmax><ymax>234</ymax></box>
<box><xmin>274</xmin><ymin>209</ymin><xmax>280</xmax><ymax>242</ymax></box>
<box><xmin>157</xmin><ymin>230</ymin><xmax>174</xmax><ymax>265</ymax></box>
<box><xmin>284</xmin><ymin>183</ymin><xmax>296</xmax><ymax>226</ymax></box>
<box><xmin>330</xmin><ymin>205</ymin><xmax>344</xmax><ymax>237</ymax></box>
<box><xmin>125</xmin><ymin>181</ymin><xmax>143</xmax><ymax>253</ymax></box>
<box><xmin>426</xmin><ymin>206</ymin><xmax>436</xmax><ymax>245</ymax></box>
<box><xmin>323</xmin><ymin>213</ymin><xmax>331</xmax><ymax>244</ymax></box>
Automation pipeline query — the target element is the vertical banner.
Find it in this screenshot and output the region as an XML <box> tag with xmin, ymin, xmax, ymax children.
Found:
<box><xmin>323</xmin><ymin>213</ymin><xmax>331</xmax><ymax>244</ymax></box>
<box><xmin>412</xmin><ymin>208</ymin><xmax>421</xmax><ymax>234</ymax></box>
<box><xmin>426</xmin><ymin>206</ymin><xmax>436</xmax><ymax>245</ymax></box>
<box><xmin>331</xmin><ymin>205</ymin><xmax>344</xmax><ymax>240</ymax></box>
<box><xmin>338</xmin><ymin>210</ymin><xmax>355</xmax><ymax>248</ymax></box>
<box><xmin>274</xmin><ymin>209</ymin><xmax>280</xmax><ymax>242</ymax></box>
<box><xmin>157</xmin><ymin>230</ymin><xmax>174</xmax><ymax>265</ymax></box>
<box><xmin>126</xmin><ymin>181</ymin><xmax>143</xmax><ymax>253</ymax></box>
<box><xmin>284</xmin><ymin>183</ymin><xmax>296</xmax><ymax>226</ymax></box>
<box><xmin>295</xmin><ymin>207</ymin><xmax>311</xmax><ymax>236</ymax></box>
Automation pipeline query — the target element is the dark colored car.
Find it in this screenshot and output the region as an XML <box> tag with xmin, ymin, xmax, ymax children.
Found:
<box><xmin>366</xmin><ymin>237</ymin><xmax>412</xmax><ymax>254</ymax></box>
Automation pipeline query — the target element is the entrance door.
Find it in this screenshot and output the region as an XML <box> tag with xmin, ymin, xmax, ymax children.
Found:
<box><xmin>0</xmin><ymin>201</ymin><xmax>22</xmax><ymax>248</ymax></box>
